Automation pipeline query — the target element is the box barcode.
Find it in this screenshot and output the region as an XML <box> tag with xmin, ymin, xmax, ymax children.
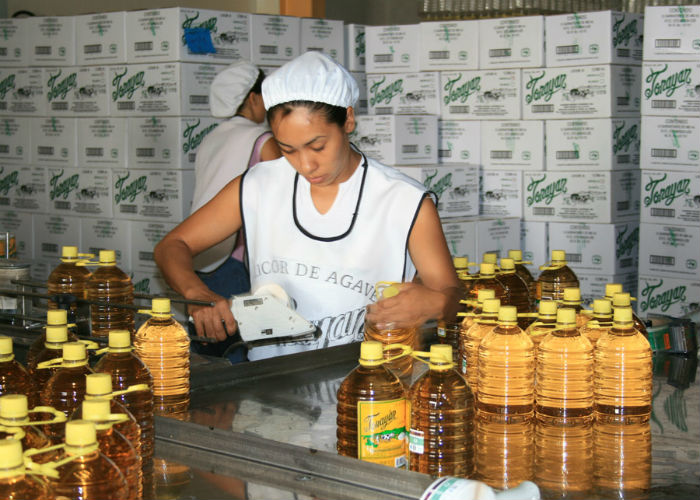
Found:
<box><xmin>189</xmin><ymin>95</ymin><xmax>208</xmax><ymax>105</ymax></box>
<box><xmin>35</xmin><ymin>46</ymin><xmax>51</xmax><ymax>55</ymax></box>
<box><xmin>449</xmin><ymin>105</ymin><xmax>469</xmax><ymax>114</ymax></box>
<box><xmin>0</xmin><ymin>145</ymin><xmax>9</xmax><ymax>154</ymax></box>
<box><xmin>86</xmin><ymin>147</ymin><xmax>104</xmax><ymax>157</ymax></box>
<box><xmin>652</xmin><ymin>100</ymin><xmax>676</xmax><ymax>109</ymax></box>
<box><xmin>51</xmin><ymin>102</ymin><xmax>68</xmax><ymax>111</ymax></box>
<box><xmin>620</xmin><ymin>258</ymin><xmax>633</xmax><ymax>268</ymax></box>
<box><xmin>617</xmin><ymin>201</ymin><xmax>629</xmax><ymax>211</ymax></box>
<box><xmin>135</xmin><ymin>41</ymin><xmax>153</xmax><ymax>52</ymax></box>
<box><xmin>402</xmin><ymin>145</ymin><xmax>418</xmax><ymax>154</ymax></box>
<box><xmin>650</xmin><ymin>207</ymin><xmax>675</xmax><ymax>217</ymax></box>
<box><xmin>489</xmin><ymin>48</ymin><xmax>511</xmax><ymax>58</ymax></box>
<box><xmin>188</xmin><ymin>153</ymin><xmax>196</xmax><ymax>163</ymax></box>
<box><xmin>429</xmin><ymin>50</ymin><xmax>449</xmax><ymax>60</ymax></box>
<box><xmin>136</xmin><ymin>148</ymin><xmax>155</xmax><ymax>158</ymax></box>
<box><xmin>617</xmin><ymin>154</ymin><xmax>630</xmax><ymax>164</ymax></box>
<box><xmin>490</xmin><ymin>150</ymin><xmax>512</xmax><ymax>159</ymax></box>
<box><xmin>556</xmin><ymin>45</ymin><xmax>579</xmax><ymax>55</ymax></box>
<box><xmin>0</xmin><ymin>48</ymin><xmax>7</xmax><ymax>57</ymax></box>
<box><xmin>260</xmin><ymin>45</ymin><xmax>278</xmax><ymax>55</ymax></box>
<box><xmin>117</xmin><ymin>102</ymin><xmax>135</xmax><ymax>110</ymax></box>
<box><xmin>567</xmin><ymin>253</ymin><xmax>582</xmax><ymax>263</ymax></box>
<box><xmin>374</xmin><ymin>54</ymin><xmax>393</xmax><ymax>63</ymax></box>
<box><xmin>532</xmin><ymin>104</ymin><xmax>554</xmax><ymax>113</ymax></box>
<box><xmin>617</xmin><ymin>96</ymin><xmax>630</xmax><ymax>106</ymax></box>
<box><xmin>360</xmin><ymin>56</ymin><xmax>365</xmax><ymax>65</ymax></box>
<box><xmin>37</xmin><ymin>146</ymin><xmax>54</xmax><ymax>156</ymax></box>
<box><xmin>139</xmin><ymin>251</ymin><xmax>154</xmax><ymax>262</ymax></box>
<box><xmin>54</xmin><ymin>201</ymin><xmax>70</xmax><ymax>210</ymax></box>
<box><xmin>41</xmin><ymin>243</ymin><xmax>58</xmax><ymax>253</ymax></box>
<box><xmin>651</xmin><ymin>148</ymin><xmax>677</xmax><ymax>158</ymax></box>
<box><xmin>650</xmin><ymin>255</ymin><xmax>675</xmax><ymax>266</ymax></box>
<box><xmin>556</xmin><ymin>150</ymin><xmax>579</xmax><ymax>160</ymax></box>
<box><xmin>438</xmin><ymin>149</ymin><xmax>452</xmax><ymax>158</ymax></box>
<box><xmin>119</xmin><ymin>204</ymin><xmax>137</xmax><ymax>214</ymax></box>
<box><xmin>656</xmin><ymin>39</ymin><xmax>681</xmax><ymax>48</ymax></box>
<box><xmin>617</xmin><ymin>48</ymin><xmax>631</xmax><ymax>58</ymax></box>
<box><xmin>84</xmin><ymin>44</ymin><xmax>102</xmax><ymax>54</ymax></box>
<box><xmin>359</xmin><ymin>99</ymin><xmax>367</xmax><ymax>109</ymax></box>
<box><xmin>533</xmin><ymin>207</ymin><xmax>554</xmax><ymax>215</ymax></box>
<box><xmin>375</xmin><ymin>106</ymin><xmax>392</xmax><ymax>115</ymax></box>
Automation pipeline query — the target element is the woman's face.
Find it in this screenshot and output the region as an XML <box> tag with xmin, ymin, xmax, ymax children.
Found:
<box><xmin>270</xmin><ymin>106</ymin><xmax>357</xmax><ymax>188</ymax></box>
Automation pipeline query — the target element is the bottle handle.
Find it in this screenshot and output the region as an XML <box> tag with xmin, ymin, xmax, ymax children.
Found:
<box><xmin>24</xmin><ymin>444</ymin><xmax>80</xmax><ymax>479</ymax></box>
<box><xmin>110</xmin><ymin>383</ymin><xmax>150</xmax><ymax>398</ymax></box>
<box><xmin>411</xmin><ymin>350</ymin><xmax>453</xmax><ymax>370</ymax></box>
<box><xmin>381</xmin><ymin>343</ymin><xmax>412</xmax><ymax>363</ymax></box>
<box><xmin>25</xmin><ymin>406</ymin><xmax>68</xmax><ymax>426</ymax></box>
<box><xmin>0</xmin><ymin>424</ymin><xmax>25</xmax><ymax>440</ymax></box>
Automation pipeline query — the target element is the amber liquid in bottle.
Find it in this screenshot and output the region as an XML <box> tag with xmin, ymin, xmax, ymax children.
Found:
<box><xmin>364</xmin><ymin>319</ymin><xmax>416</xmax><ymax>385</ymax></box>
<box><xmin>28</xmin><ymin>327</ymin><xmax>70</xmax><ymax>407</ymax></box>
<box><xmin>580</xmin><ymin>299</ymin><xmax>613</xmax><ymax>349</ymax></box>
<box><xmin>466</xmin><ymin>263</ymin><xmax>506</xmax><ymax>304</ymax></box>
<box><xmin>508</xmin><ymin>250</ymin><xmax>537</xmax><ymax>302</ymax></box>
<box><xmin>0</xmin><ymin>440</ymin><xmax>54</xmax><ymax>500</ymax></box>
<box><xmin>437</xmin><ymin>257</ymin><xmax>472</xmax><ymax>363</ymax></box>
<box><xmin>46</xmin><ymin>247</ymin><xmax>91</xmax><ymax>321</ymax></box>
<box><xmin>0</xmin><ymin>337</ymin><xmax>34</xmax><ymax>400</ymax></box>
<box><xmin>27</xmin><ymin>310</ymin><xmax>79</xmax><ymax>369</ymax></box>
<box><xmin>86</xmin><ymin>251</ymin><xmax>134</xmax><ymax>338</ymax></box>
<box><xmin>524</xmin><ymin>301</ymin><xmax>558</xmax><ymax>353</ymax></box>
<box><xmin>497</xmin><ymin>259</ymin><xmax>534</xmax><ymax>330</ymax></box>
<box><xmin>0</xmin><ymin>395</ymin><xmax>55</xmax><ymax>464</ymax></box>
<box><xmin>536</xmin><ymin>250</ymin><xmax>579</xmax><ymax>302</ymax></box>
<box><xmin>462</xmin><ymin>299</ymin><xmax>499</xmax><ymax>394</ymax></box>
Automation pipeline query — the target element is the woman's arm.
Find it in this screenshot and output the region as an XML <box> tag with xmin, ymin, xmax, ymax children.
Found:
<box><xmin>365</xmin><ymin>196</ymin><xmax>461</xmax><ymax>329</ymax></box>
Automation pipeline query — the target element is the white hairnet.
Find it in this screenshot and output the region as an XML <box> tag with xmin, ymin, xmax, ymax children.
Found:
<box><xmin>262</xmin><ymin>51</ymin><xmax>359</xmax><ymax>110</ymax></box>
<box><xmin>210</xmin><ymin>60</ymin><xmax>260</xmax><ymax>118</ymax></box>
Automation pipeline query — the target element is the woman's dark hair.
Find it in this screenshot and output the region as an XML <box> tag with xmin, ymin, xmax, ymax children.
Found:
<box><xmin>234</xmin><ymin>69</ymin><xmax>265</xmax><ymax>116</ymax></box>
<box><xmin>267</xmin><ymin>101</ymin><xmax>348</xmax><ymax>128</ymax></box>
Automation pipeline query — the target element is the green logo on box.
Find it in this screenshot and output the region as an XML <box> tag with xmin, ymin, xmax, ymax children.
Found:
<box><xmin>589</xmin><ymin>44</ymin><xmax>599</xmax><ymax>54</ymax></box>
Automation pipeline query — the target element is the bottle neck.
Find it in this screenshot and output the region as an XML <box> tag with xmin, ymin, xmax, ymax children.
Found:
<box><xmin>553</xmin><ymin>325</ymin><xmax>578</xmax><ymax>336</ymax></box>
<box><xmin>611</xmin><ymin>323</ymin><xmax>637</xmax><ymax>335</ymax></box>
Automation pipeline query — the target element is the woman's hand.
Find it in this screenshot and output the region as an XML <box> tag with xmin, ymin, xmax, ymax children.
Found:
<box><xmin>365</xmin><ymin>282</ymin><xmax>458</xmax><ymax>329</ymax></box>
<box><xmin>187</xmin><ymin>288</ymin><xmax>237</xmax><ymax>342</ymax></box>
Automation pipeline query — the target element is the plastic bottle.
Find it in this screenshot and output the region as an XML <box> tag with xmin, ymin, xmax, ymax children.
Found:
<box><xmin>536</xmin><ymin>250</ymin><xmax>579</xmax><ymax>302</ymax></box>
<box><xmin>408</xmin><ymin>345</ymin><xmax>474</xmax><ymax>478</ymax></box>
<box><xmin>497</xmin><ymin>258</ymin><xmax>534</xmax><ymax>330</ymax></box>
<box><xmin>462</xmin><ymin>298</ymin><xmax>500</xmax><ymax>393</ymax></box>
<box><xmin>0</xmin><ymin>336</ymin><xmax>33</xmax><ymax>400</ymax></box>
<box><xmin>465</xmin><ymin>263</ymin><xmax>506</xmax><ymax>304</ymax></box>
<box><xmin>0</xmin><ymin>394</ymin><xmax>63</xmax><ymax>464</ymax></box>
<box><xmin>436</xmin><ymin>257</ymin><xmax>473</xmax><ymax>362</ymax></box>
<box><xmin>26</xmin><ymin>309</ymin><xmax>78</xmax><ymax>369</ymax></box>
<box><xmin>524</xmin><ymin>300</ymin><xmax>558</xmax><ymax>352</ymax></box>
<box><xmin>458</xmin><ymin>289</ymin><xmax>496</xmax><ymax>378</ymax></box>
<box><xmin>477</xmin><ymin>305</ymin><xmax>535</xmax><ymax>418</ymax></box>
<box><xmin>28</xmin><ymin>325</ymin><xmax>71</xmax><ymax>406</ymax></box>
<box><xmin>0</xmin><ymin>439</ymin><xmax>54</xmax><ymax>500</ymax></box>
<box><xmin>39</xmin><ymin>342</ymin><xmax>94</xmax><ymax>443</ymax></box>
<box><xmin>46</xmin><ymin>245</ymin><xmax>91</xmax><ymax>318</ymax></box>
<box><xmin>336</xmin><ymin>341</ymin><xmax>407</xmax><ymax>468</ymax></box>
<box><xmin>611</xmin><ymin>291</ymin><xmax>648</xmax><ymax>336</ymax></box>
<box><xmin>94</xmin><ymin>330</ymin><xmax>154</xmax><ymax>472</ymax></box>
<box><xmin>594</xmin><ymin>307</ymin><xmax>652</xmax><ymax>424</ymax></box>
<box><xmin>508</xmin><ymin>249</ymin><xmax>536</xmax><ymax>301</ymax></box>
<box><xmin>134</xmin><ymin>298</ymin><xmax>190</xmax><ymax>415</ymax></box>
<box><xmin>86</xmin><ymin>250</ymin><xmax>134</xmax><ymax>338</ymax></box>
<box><xmin>579</xmin><ymin>299</ymin><xmax>613</xmax><ymax>348</ymax></box>
<box><xmin>81</xmin><ymin>399</ymin><xmax>142</xmax><ymax>500</ymax></box>
<box><xmin>536</xmin><ymin>308</ymin><xmax>593</xmax><ymax>423</ymax></box>
<box><xmin>49</xmin><ymin>420</ymin><xmax>128</xmax><ymax>500</ymax></box>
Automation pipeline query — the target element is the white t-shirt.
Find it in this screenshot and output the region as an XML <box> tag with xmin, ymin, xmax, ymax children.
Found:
<box><xmin>191</xmin><ymin>116</ymin><xmax>270</xmax><ymax>273</ymax></box>
<box><xmin>240</xmin><ymin>152</ymin><xmax>428</xmax><ymax>360</ymax></box>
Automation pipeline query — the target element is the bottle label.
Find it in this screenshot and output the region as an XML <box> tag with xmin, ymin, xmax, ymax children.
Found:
<box><xmin>357</xmin><ymin>398</ymin><xmax>407</xmax><ymax>467</ymax></box>
<box><xmin>409</xmin><ymin>428</ymin><xmax>425</xmax><ymax>454</ymax></box>
<box><xmin>461</xmin><ymin>357</ymin><xmax>467</xmax><ymax>375</ymax></box>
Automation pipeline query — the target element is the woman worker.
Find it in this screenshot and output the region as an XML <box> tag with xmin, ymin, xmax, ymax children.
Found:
<box><xmin>155</xmin><ymin>51</ymin><xmax>461</xmax><ymax>361</ymax></box>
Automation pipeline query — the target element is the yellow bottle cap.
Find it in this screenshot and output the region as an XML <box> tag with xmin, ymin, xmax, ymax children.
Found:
<box><xmin>0</xmin><ymin>394</ymin><xmax>28</xmax><ymax>419</ymax></box>
<box><xmin>359</xmin><ymin>341</ymin><xmax>383</xmax><ymax>365</ymax></box>
<box><xmin>593</xmin><ymin>299</ymin><xmax>612</xmax><ymax>315</ymax></box>
<box><xmin>86</xmin><ymin>373</ymin><xmax>112</xmax><ymax>397</ymax></box>
<box><xmin>551</xmin><ymin>250</ymin><xmax>566</xmax><ymax>262</ymax></box>
<box><xmin>429</xmin><ymin>344</ymin><xmax>452</xmax><ymax>369</ymax></box>
<box><xmin>477</xmin><ymin>288</ymin><xmax>496</xmax><ymax>304</ymax></box>
<box><xmin>81</xmin><ymin>399</ymin><xmax>111</xmax><ymax>422</ymax></box>
<box><xmin>556</xmin><ymin>308</ymin><xmax>577</xmax><ymax>327</ymax></box>
<box><xmin>604</xmin><ymin>283</ymin><xmax>623</xmax><ymax>299</ymax></box>
<box><xmin>46</xmin><ymin>309</ymin><xmax>67</xmax><ymax>326</ymax></box>
<box><xmin>152</xmin><ymin>297</ymin><xmax>172</xmax><ymax>314</ymax></box>
<box><xmin>482</xmin><ymin>253</ymin><xmax>498</xmax><ymax>265</ymax></box>
<box><xmin>98</xmin><ymin>249</ymin><xmax>116</xmax><ymax>264</ymax></box>
<box><xmin>62</xmin><ymin>342</ymin><xmax>87</xmax><ymax>362</ymax></box>
<box><xmin>65</xmin><ymin>420</ymin><xmax>97</xmax><ymax>449</ymax></box>
<box><xmin>46</xmin><ymin>325</ymin><xmax>68</xmax><ymax>343</ymax></box>
<box><xmin>453</xmin><ymin>256</ymin><xmax>469</xmax><ymax>269</ymax></box>
<box><xmin>508</xmin><ymin>249</ymin><xmax>523</xmax><ymax>261</ymax></box>
<box><xmin>482</xmin><ymin>298</ymin><xmax>501</xmax><ymax>314</ymax></box>
<box><xmin>480</xmin><ymin>262</ymin><xmax>496</xmax><ymax>276</ymax></box>
<box><xmin>612</xmin><ymin>292</ymin><xmax>631</xmax><ymax>307</ymax></box>
<box><xmin>108</xmin><ymin>330</ymin><xmax>131</xmax><ymax>349</ymax></box>
<box><xmin>614</xmin><ymin>307</ymin><xmax>634</xmax><ymax>325</ymax></box>
<box><xmin>500</xmin><ymin>258</ymin><xmax>516</xmax><ymax>271</ymax></box>
<box><xmin>563</xmin><ymin>287</ymin><xmax>581</xmax><ymax>303</ymax></box>
<box><xmin>538</xmin><ymin>300</ymin><xmax>558</xmax><ymax>315</ymax></box>
<box><xmin>61</xmin><ymin>246</ymin><xmax>79</xmax><ymax>259</ymax></box>
<box><xmin>0</xmin><ymin>336</ymin><xmax>12</xmax><ymax>356</ymax></box>
<box><xmin>0</xmin><ymin>439</ymin><xmax>23</xmax><ymax>470</ymax></box>
<box><xmin>498</xmin><ymin>305</ymin><xmax>518</xmax><ymax>323</ymax></box>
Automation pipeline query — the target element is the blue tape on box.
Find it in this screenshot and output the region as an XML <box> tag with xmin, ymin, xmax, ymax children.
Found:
<box><xmin>184</xmin><ymin>28</ymin><xmax>216</xmax><ymax>54</ymax></box>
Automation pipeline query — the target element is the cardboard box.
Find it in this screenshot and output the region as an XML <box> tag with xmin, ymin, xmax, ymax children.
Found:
<box><xmin>480</xmin><ymin>120</ymin><xmax>544</xmax><ymax>170</ymax></box>
<box><xmin>0</xmin><ymin>117</ymin><xmax>30</xmax><ymax>164</ymax></box>
<box><xmin>0</xmin><ymin>68</ymin><xmax>45</xmax><ymax>115</ymax></box>
<box><xmin>641</xmin><ymin>61</ymin><xmax>700</xmax><ymax>117</ymax></box>
<box><xmin>108</xmin><ymin>63</ymin><xmax>224</xmax><ymax>117</ymax></box>
<box><xmin>77</xmin><ymin>118</ymin><xmax>128</xmax><ymax>168</ymax></box>
<box><xmin>638</xmin><ymin>222</ymin><xmax>700</xmax><ymax>280</ymax></box>
<box><xmin>640</xmin><ymin>116</ymin><xmax>700</xmax><ymax>172</ymax></box>
<box><xmin>301</xmin><ymin>18</ymin><xmax>345</xmax><ymax>64</ymax></box>
<box><xmin>345</xmin><ymin>24</ymin><xmax>366</xmax><ymax>72</ymax></box>
<box><xmin>479</xmin><ymin>168</ymin><xmax>522</xmax><ymax>218</ymax></box>
<box><xmin>643</xmin><ymin>6</ymin><xmax>700</xmax><ymax>62</ymax></box>
<box><xmin>522</xmin><ymin>65</ymin><xmax>641</xmax><ymax>119</ymax></box>
<box><xmin>637</xmin><ymin>274</ymin><xmax>700</xmax><ymax>318</ymax></box>
<box><xmin>130</xmin><ymin>220</ymin><xmax>177</xmax><ymax>271</ymax></box>
<box><xmin>30</xmin><ymin>259</ymin><xmax>53</xmax><ymax>282</ymax></box>
<box><xmin>250</xmin><ymin>14</ymin><xmax>300</xmax><ymax>66</ymax></box>
<box><xmin>438</xmin><ymin>120</ymin><xmax>480</xmax><ymax>164</ymax></box>
<box><xmin>27</xmin><ymin>16</ymin><xmax>76</xmax><ymax>66</ymax></box>
<box><xmin>129</xmin><ymin>268</ymin><xmax>187</xmax><ymax>323</ymax></box>
<box><xmin>521</xmin><ymin>220</ymin><xmax>548</xmax><ymax>274</ymax></box>
<box><xmin>546</xmin><ymin>118</ymin><xmax>640</xmax><ymax>170</ymax></box>
<box><xmin>365</xmin><ymin>25</ymin><xmax>420</xmax><ymax>73</ymax></box>
<box><xmin>31</xmin><ymin>117</ymin><xmax>78</xmax><ymax>167</ymax></box>
<box><xmin>479</xmin><ymin>16</ymin><xmax>545</xmax><ymax>69</ymax></box>
<box><xmin>419</xmin><ymin>20</ymin><xmax>479</xmax><ymax>71</ymax></box>
<box><xmin>126</xmin><ymin>8</ymin><xmax>253</xmax><ymax>63</ymax></box>
<box><xmin>112</xmin><ymin>169</ymin><xmax>194</xmax><ymax>223</ymax></box>
<box><xmin>33</xmin><ymin>214</ymin><xmax>81</xmax><ymax>261</ymax></box>
<box><xmin>578</xmin><ymin>272</ymin><xmax>638</xmax><ymax>306</ymax></box>
<box><xmin>80</xmin><ymin>218</ymin><xmax>131</xmax><ymax>270</ymax></box>
<box><xmin>0</xmin><ymin>18</ymin><xmax>28</xmax><ymax>66</ymax></box>
<box><xmin>351</xmin><ymin>71</ymin><xmax>368</xmax><ymax>114</ymax></box>
<box><xmin>546</xmin><ymin>11</ymin><xmax>643</xmax><ymax>66</ymax></box>
<box><xmin>0</xmin><ymin>210</ymin><xmax>33</xmax><ymax>260</ymax></box>
<box><xmin>76</xmin><ymin>11</ymin><xmax>127</xmax><ymax>65</ymax></box>
<box><xmin>440</xmin><ymin>69</ymin><xmax>521</xmax><ymax>120</ymax></box>
<box><xmin>395</xmin><ymin>164</ymin><xmax>479</xmax><ymax>218</ymax></box>
<box><xmin>350</xmin><ymin>114</ymin><xmax>438</xmax><ymax>165</ymax></box>
<box><xmin>441</xmin><ymin>217</ymin><xmax>476</xmax><ymax>258</ymax></box>
<box><xmin>523</xmin><ymin>169</ymin><xmax>640</xmax><ymax>223</ymax></box>
<box><xmin>548</xmin><ymin>221</ymin><xmax>639</xmax><ymax>275</ymax></box>
<box><xmin>640</xmin><ymin>170</ymin><xmax>700</xmax><ymax>226</ymax></box>
<box><xmin>71</xmin><ymin>66</ymin><xmax>110</xmax><ymax>115</ymax></box>
<box><xmin>367</xmin><ymin>72</ymin><xmax>441</xmax><ymax>115</ymax></box>
<box><xmin>440</xmin><ymin>216</ymin><xmax>520</xmax><ymax>261</ymax></box>
<box><xmin>47</xmin><ymin>167</ymin><xmax>113</xmax><ymax>218</ymax></box>
<box><xmin>0</xmin><ymin>165</ymin><xmax>47</xmax><ymax>213</ymax></box>
<box><xmin>128</xmin><ymin>116</ymin><xmax>220</xmax><ymax>170</ymax></box>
